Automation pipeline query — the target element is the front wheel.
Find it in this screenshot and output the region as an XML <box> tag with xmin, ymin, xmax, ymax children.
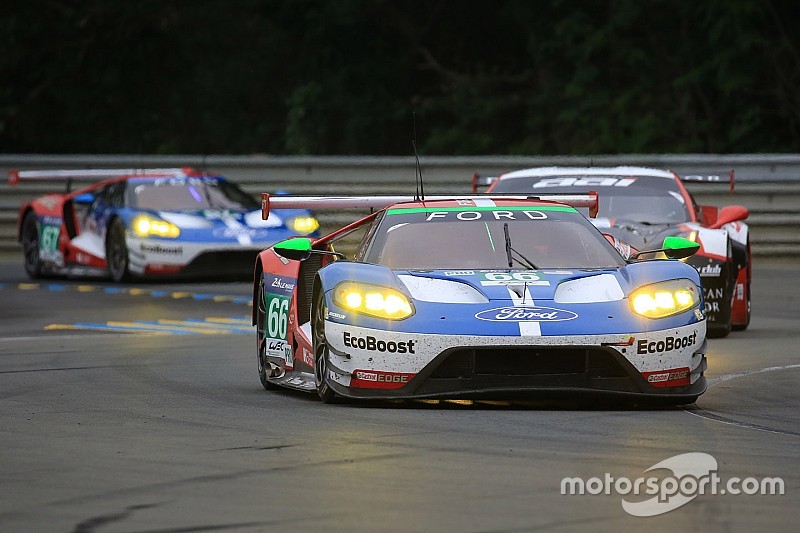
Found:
<box><xmin>21</xmin><ymin>212</ymin><xmax>42</xmax><ymax>279</ymax></box>
<box><xmin>106</xmin><ymin>218</ymin><xmax>130</xmax><ymax>282</ymax></box>
<box><xmin>312</xmin><ymin>290</ymin><xmax>337</xmax><ymax>403</ymax></box>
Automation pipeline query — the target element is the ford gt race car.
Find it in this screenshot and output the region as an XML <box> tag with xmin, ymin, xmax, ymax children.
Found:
<box><xmin>253</xmin><ymin>193</ymin><xmax>708</xmax><ymax>405</ymax></box>
<box><xmin>474</xmin><ymin>166</ymin><xmax>750</xmax><ymax>337</ymax></box>
<box><xmin>9</xmin><ymin>167</ymin><xmax>320</xmax><ymax>281</ymax></box>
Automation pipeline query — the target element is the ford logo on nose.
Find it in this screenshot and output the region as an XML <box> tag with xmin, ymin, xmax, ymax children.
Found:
<box><xmin>475</xmin><ymin>306</ymin><xmax>578</xmax><ymax>322</ymax></box>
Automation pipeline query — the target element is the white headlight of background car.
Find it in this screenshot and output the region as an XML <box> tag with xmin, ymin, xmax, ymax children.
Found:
<box><xmin>290</xmin><ymin>216</ymin><xmax>320</xmax><ymax>234</ymax></box>
<box><xmin>133</xmin><ymin>215</ymin><xmax>181</xmax><ymax>238</ymax></box>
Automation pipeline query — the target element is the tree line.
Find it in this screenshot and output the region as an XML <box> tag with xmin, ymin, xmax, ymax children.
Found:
<box><xmin>3</xmin><ymin>0</ymin><xmax>799</xmax><ymax>155</ymax></box>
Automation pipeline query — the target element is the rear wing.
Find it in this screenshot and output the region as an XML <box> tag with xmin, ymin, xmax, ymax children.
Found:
<box><xmin>262</xmin><ymin>192</ymin><xmax>599</xmax><ymax>219</ymax></box>
<box><xmin>8</xmin><ymin>167</ymin><xmax>199</xmax><ymax>186</ymax></box>
<box><xmin>679</xmin><ymin>170</ymin><xmax>735</xmax><ymax>193</ymax></box>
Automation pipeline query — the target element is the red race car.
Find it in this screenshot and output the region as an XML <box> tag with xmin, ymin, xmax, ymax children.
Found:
<box><xmin>472</xmin><ymin>166</ymin><xmax>750</xmax><ymax>337</ymax></box>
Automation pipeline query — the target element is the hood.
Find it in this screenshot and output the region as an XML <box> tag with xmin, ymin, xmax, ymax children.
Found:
<box><xmin>396</xmin><ymin>268</ymin><xmax>626</xmax><ymax>303</ymax></box>
<box><xmin>153</xmin><ymin>208</ymin><xmax>285</xmax><ymax>244</ymax></box>
<box><xmin>591</xmin><ymin>218</ymin><xmax>680</xmax><ymax>250</ymax></box>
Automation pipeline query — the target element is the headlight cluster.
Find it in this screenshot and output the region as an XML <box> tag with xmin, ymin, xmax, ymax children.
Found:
<box><xmin>133</xmin><ymin>215</ymin><xmax>180</xmax><ymax>238</ymax></box>
<box><xmin>333</xmin><ymin>282</ymin><xmax>414</xmax><ymax>320</ymax></box>
<box><xmin>630</xmin><ymin>278</ymin><xmax>700</xmax><ymax>319</ymax></box>
<box><xmin>291</xmin><ymin>216</ymin><xmax>320</xmax><ymax>234</ymax></box>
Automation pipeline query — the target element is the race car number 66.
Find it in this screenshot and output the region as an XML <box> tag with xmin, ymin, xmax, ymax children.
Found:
<box><xmin>267</xmin><ymin>298</ymin><xmax>289</xmax><ymax>339</ymax></box>
<box><xmin>484</xmin><ymin>272</ymin><xmax>541</xmax><ymax>281</ymax></box>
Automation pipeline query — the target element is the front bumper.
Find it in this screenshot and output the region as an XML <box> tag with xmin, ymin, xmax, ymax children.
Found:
<box><xmin>323</xmin><ymin>321</ymin><xmax>707</xmax><ymax>402</ymax></box>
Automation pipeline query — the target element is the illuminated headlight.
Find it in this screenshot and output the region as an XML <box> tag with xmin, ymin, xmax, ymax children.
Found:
<box><xmin>333</xmin><ymin>282</ymin><xmax>414</xmax><ymax>320</ymax></box>
<box><xmin>630</xmin><ymin>279</ymin><xmax>700</xmax><ymax>319</ymax></box>
<box><xmin>291</xmin><ymin>216</ymin><xmax>320</xmax><ymax>234</ymax></box>
<box><xmin>133</xmin><ymin>216</ymin><xmax>180</xmax><ymax>238</ymax></box>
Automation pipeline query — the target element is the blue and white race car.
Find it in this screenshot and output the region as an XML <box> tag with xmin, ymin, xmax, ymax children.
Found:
<box><xmin>252</xmin><ymin>194</ymin><xmax>708</xmax><ymax>405</ymax></box>
<box><xmin>11</xmin><ymin>167</ymin><xmax>320</xmax><ymax>281</ymax></box>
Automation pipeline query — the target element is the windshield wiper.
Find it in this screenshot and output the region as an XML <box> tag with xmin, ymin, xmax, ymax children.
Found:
<box><xmin>503</xmin><ymin>223</ymin><xmax>538</xmax><ymax>270</ymax></box>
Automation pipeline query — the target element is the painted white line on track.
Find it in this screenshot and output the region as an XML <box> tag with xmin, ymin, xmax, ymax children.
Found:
<box><xmin>706</xmin><ymin>363</ymin><xmax>800</xmax><ymax>386</ymax></box>
<box><xmin>682</xmin><ymin>363</ymin><xmax>800</xmax><ymax>438</ymax></box>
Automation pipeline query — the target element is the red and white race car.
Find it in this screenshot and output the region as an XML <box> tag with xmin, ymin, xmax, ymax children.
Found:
<box><xmin>473</xmin><ymin>166</ymin><xmax>750</xmax><ymax>337</ymax></box>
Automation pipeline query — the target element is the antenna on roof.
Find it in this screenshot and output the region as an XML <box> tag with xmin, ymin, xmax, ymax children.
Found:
<box><xmin>412</xmin><ymin>111</ymin><xmax>425</xmax><ymax>201</ymax></box>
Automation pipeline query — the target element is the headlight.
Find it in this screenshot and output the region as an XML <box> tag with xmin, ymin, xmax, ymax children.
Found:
<box><xmin>333</xmin><ymin>282</ymin><xmax>414</xmax><ymax>320</ymax></box>
<box><xmin>630</xmin><ymin>278</ymin><xmax>700</xmax><ymax>319</ymax></box>
<box><xmin>133</xmin><ymin>215</ymin><xmax>180</xmax><ymax>238</ymax></box>
<box><xmin>291</xmin><ymin>216</ymin><xmax>320</xmax><ymax>234</ymax></box>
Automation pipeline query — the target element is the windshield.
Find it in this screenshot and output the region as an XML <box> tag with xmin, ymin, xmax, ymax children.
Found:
<box><xmin>127</xmin><ymin>177</ymin><xmax>260</xmax><ymax>211</ymax></box>
<box><xmin>364</xmin><ymin>205</ymin><xmax>625</xmax><ymax>270</ymax></box>
<box><xmin>491</xmin><ymin>175</ymin><xmax>691</xmax><ymax>224</ymax></box>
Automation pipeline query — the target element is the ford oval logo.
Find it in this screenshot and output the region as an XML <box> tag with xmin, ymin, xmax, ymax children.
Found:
<box><xmin>474</xmin><ymin>306</ymin><xmax>578</xmax><ymax>322</ymax></box>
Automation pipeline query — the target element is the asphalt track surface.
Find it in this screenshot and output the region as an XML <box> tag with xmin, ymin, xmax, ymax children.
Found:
<box><xmin>0</xmin><ymin>260</ymin><xmax>797</xmax><ymax>532</ymax></box>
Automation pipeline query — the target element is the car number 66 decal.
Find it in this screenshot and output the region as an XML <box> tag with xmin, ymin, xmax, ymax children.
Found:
<box><xmin>263</xmin><ymin>274</ymin><xmax>296</xmax><ymax>365</ymax></box>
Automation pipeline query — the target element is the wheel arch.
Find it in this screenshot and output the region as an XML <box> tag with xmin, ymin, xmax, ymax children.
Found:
<box><xmin>252</xmin><ymin>255</ymin><xmax>265</xmax><ymax>326</ymax></box>
<box><xmin>18</xmin><ymin>206</ymin><xmax>36</xmax><ymax>242</ymax></box>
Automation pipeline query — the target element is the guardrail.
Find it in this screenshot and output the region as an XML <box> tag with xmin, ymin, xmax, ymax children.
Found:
<box><xmin>1</xmin><ymin>154</ymin><xmax>799</xmax><ymax>260</ymax></box>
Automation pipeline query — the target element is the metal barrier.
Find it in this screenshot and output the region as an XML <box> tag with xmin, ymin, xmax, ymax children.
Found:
<box><xmin>1</xmin><ymin>154</ymin><xmax>799</xmax><ymax>259</ymax></box>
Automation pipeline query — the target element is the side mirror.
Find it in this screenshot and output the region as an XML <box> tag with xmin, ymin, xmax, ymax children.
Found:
<box><xmin>74</xmin><ymin>193</ymin><xmax>95</xmax><ymax>205</ymax></box>
<box><xmin>708</xmin><ymin>205</ymin><xmax>749</xmax><ymax>229</ymax></box>
<box><xmin>629</xmin><ymin>236</ymin><xmax>700</xmax><ymax>261</ymax></box>
<box><xmin>273</xmin><ymin>237</ymin><xmax>313</xmax><ymax>261</ymax></box>
<box><xmin>272</xmin><ymin>237</ymin><xmax>347</xmax><ymax>262</ymax></box>
<box><xmin>662</xmin><ymin>236</ymin><xmax>701</xmax><ymax>259</ymax></box>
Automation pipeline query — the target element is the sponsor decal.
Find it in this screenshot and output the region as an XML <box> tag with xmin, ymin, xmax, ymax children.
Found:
<box><xmin>703</xmin><ymin>287</ymin><xmax>724</xmax><ymax>314</ymax></box>
<box><xmin>270</xmin><ymin>275</ymin><xmax>295</xmax><ymax>295</ymax></box>
<box><xmin>694</xmin><ymin>308</ymin><xmax>705</xmax><ymax>321</ymax></box>
<box><xmin>642</xmin><ymin>367</ymin><xmax>691</xmax><ymax>388</ymax></box>
<box><xmin>444</xmin><ymin>270</ymin><xmax>475</xmax><ymax>276</ymax></box>
<box><xmin>342</xmin><ymin>332</ymin><xmax>416</xmax><ymax>354</ymax></box>
<box><xmin>328</xmin><ymin>369</ymin><xmax>348</xmax><ymax>385</ymax></box>
<box><xmin>324</xmin><ymin>309</ymin><xmax>346</xmax><ymax>320</ymax></box>
<box><xmin>425</xmin><ymin>210</ymin><xmax>548</xmax><ymax>222</ymax></box>
<box><xmin>302</xmin><ymin>347</ymin><xmax>314</xmax><ymax>367</ymax></box>
<box><xmin>351</xmin><ymin>369</ymin><xmax>415</xmax><ymax>389</ymax></box>
<box><xmin>266</xmin><ymin>339</ymin><xmax>292</xmax><ymax>366</ymax></box>
<box><xmin>636</xmin><ymin>332</ymin><xmax>697</xmax><ymax>355</ymax></box>
<box><xmin>697</xmin><ymin>264</ymin><xmax>722</xmax><ymax>277</ymax></box>
<box><xmin>478</xmin><ymin>271</ymin><xmax>549</xmax><ymax>286</ymax></box>
<box><xmin>533</xmin><ymin>177</ymin><xmax>637</xmax><ymax>188</ymax></box>
<box><xmin>736</xmin><ymin>283</ymin><xmax>744</xmax><ymax>300</ymax></box>
<box><xmin>263</xmin><ymin>273</ymin><xmax>296</xmax><ymax>364</ymax></box>
<box><xmin>140</xmin><ymin>243</ymin><xmax>183</xmax><ymax>255</ymax></box>
<box><xmin>475</xmin><ymin>306</ymin><xmax>578</xmax><ymax>322</ymax></box>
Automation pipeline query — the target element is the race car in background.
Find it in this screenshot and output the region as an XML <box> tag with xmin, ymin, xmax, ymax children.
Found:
<box><xmin>252</xmin><ymin>192</ymin><xmax>708</xmax><ymax>405</ymax></box>
<box><xmin>473</xmin><ymin>166</ymin><xmax>750</xmax><ymax>337</ymax></box>
<box><xmin>9</xmin><ymin>167</ymin><xmax>320</xmax><ymax>281</ymax></box>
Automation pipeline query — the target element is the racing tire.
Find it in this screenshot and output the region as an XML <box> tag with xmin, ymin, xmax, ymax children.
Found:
<box><xmin>732</xmin><ymin>241</ymin><xmax>752</xmax><ymax>331</ymax></box>
<box><xmin>312</xmin><ymin>290</ymin><xmax>337</xmax><ymax>404</ymax></box>
<box><xmin>106</xmin><ymin>218</ymin><xmax>131</xmax><ymax>283</ymax></box>
<box><xmin>255</xmin><ymin>277</ymin><xmax>280</xmax><ymax>390</ymax></box>
<box><xmin>707</xmin><ymin>321</ymin><xmax>731</xmax><ymax>339</ymax></box>
<box><xmin>21</xmin><ymin>212</ymin><xmax>42</xmax><ymax>279</ymax></box>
